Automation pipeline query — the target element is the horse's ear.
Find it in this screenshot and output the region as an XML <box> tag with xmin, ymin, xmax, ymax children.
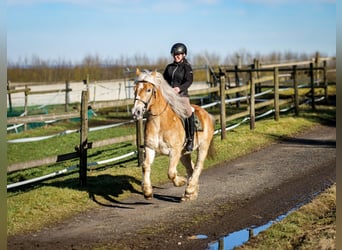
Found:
<box><xmin>136</xmin><ymin>68</ymin><xmax>140</xmax><ymax>76</ymax></box>
<box><xmin>151</xmin><ymin>69</ymin><xmax>157</xmax><ymax>77</ymax></box>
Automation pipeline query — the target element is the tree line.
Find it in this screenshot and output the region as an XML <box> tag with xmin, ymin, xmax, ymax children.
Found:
<box><xmin>7</xmin><ymin>50</ymin><xmax>334</xmax><ymax>83</ymax></box>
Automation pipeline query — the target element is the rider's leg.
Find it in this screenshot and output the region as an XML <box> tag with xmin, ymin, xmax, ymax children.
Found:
<box><xmin>185</xmin><ymin>112</ymin><xmax>195</xmax><ymax>152</ymax></box>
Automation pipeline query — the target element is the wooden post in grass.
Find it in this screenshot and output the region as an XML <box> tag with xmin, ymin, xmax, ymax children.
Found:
<box><xmin>65</xmin><ymin>80</ymin><xmax>70</xmax><ymax>112</ymax></box>
<box><xmin>234</xmin><ymin>64</ymin><xmax>241</xmax><ymax>108</ymax></box>
<box><xmin>249</xmin><ymin>73</ymin><xmax>255</xmax><ymax>130</ymax></box>
<box><xmin>309</xmin><ymin>63</ymin><xmax>316</xmax><ymax>110</ymax></box>
<box><xmin>220</xmin><ymin>74</ymin><xmax>226</xmax><ymax>140</ymax></box>
<box><xmin>314</xmin><ymin>52</ymin><xmax>320</xmax><ymax>85</ymax></box>
<box><xmin>24</xmin><ymin>85</ymin><xmax>29</xmax><ymax>131</ymax></box>
<box><xmin>292</xmin><ymin>65</ymin><xmax>299</xmax><ymax>116</ymax></box>
<box><xmin>79</xmin><ymin>90</ymin><xmax>88</xmax><ymax>186</ymax></box>
<box><xmin>323</xmin><ymin>60</ymin><xmax>328</xmax><ymax>103</ymax></box>
<box><xmin>254</xmin><ymin>59</ymin><xmax>261</xmax><ymax>93</ymax></box>
<box><xmin>247</xmin><ymin>65</ymin><xmax>256</xmax><ymax>130</ymax></box>
<box><xmin>136</xmin><ymin>119</ymin><xmax>144</xmax><ymax>167</ymax></box>
<box><xmin>83</xmin><ymin>74</ymin><xmax>90</xmax><ymax>101</ymax></box>
<box><xmin>7</xmin><ymin>81</ymin><xmax>13</xmax><ymax>113</ymax></box>
<box><xmin>273</xmin><ymin>67</ymin><xmax>280</xmax><ymax>121</ymax></box>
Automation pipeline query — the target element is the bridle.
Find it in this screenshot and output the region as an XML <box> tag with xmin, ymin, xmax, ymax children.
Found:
<box><xmin>134</xmin><ymin>81</ymin><xmax>168</xmax><ymax>117</ymax></box>
<box><xmin>134</xmin><ymin>81</ymin><xmax>156</xmax><ymax>108</ymax></box>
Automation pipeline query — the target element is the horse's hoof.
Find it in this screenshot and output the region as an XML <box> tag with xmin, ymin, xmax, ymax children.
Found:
<box><xmin>181</xmin><ymin>196</ymin><xmax>189</xmax><ymax>202</ymax></box>
<box><xmin>144</xmin><ymin>194</ymin><xmax>153</xmax><ymax>200</ymax></box>
<box><xmin>178</xmin><ymin>179</ymin><xmax>187</xmax><ymax>187</ymax></box>
<box><xmin>173</xmin><ymin>176</ymin><xmax>187</xmax><ymax>187</ymax></box>
<box><xmin>181</xmin><ymin>193</ymin><xmax>198</xmax><ymax>201</ymax></box>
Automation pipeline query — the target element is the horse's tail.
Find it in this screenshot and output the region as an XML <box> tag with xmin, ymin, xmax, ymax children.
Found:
<box><xmin>206</xmin><ymin>114</ymin><xmax>216</xmax><ymax>160</ymax></box>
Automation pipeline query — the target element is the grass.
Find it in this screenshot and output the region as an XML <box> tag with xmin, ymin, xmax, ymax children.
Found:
<box><xmin>236</xmin><ymin>183</ymin><xmax>336</xmax><ymax>250</ymax></box>
<box><xmin>7</xmin><ymin>102</ymin><xmax>335</xmax><ymax>237</ymax></box>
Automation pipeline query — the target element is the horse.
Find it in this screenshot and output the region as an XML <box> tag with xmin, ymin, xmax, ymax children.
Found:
<box><xmin>132</xmin><ymin>69</ymin><xmax>215</xmax><ymax>201</ymax></box>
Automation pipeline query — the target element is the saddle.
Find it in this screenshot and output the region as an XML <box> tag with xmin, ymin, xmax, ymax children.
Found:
<box><xmin>181</xmin><ymin>113</ymin><xmax>203</xmax><ymax>131</ymax></box>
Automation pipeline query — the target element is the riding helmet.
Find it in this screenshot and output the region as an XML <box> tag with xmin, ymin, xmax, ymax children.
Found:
<box><xmin>170</xmin><ymin>43</ymin><xmax>187</xmax><ymax>55</ymax></box>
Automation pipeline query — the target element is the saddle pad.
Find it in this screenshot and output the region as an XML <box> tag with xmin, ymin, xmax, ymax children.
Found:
<box><xmin>194</xmin><ymin>114</ymin><xmax>203</xmax><ymax>131</ymax></box>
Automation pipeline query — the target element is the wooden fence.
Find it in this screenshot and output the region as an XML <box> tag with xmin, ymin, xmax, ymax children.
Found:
<box><xmin>7</xmin><ymin>56</ymin><xmax>336</xmax><ymax>186</ymax></box>
<box><xmin>7</xmin><ymin>80</ymin><xmax>72</xmax><ymax>113</ymax></box>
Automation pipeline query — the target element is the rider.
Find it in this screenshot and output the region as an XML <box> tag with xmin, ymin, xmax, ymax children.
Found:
<box><xmin>163</xmin><ymin>42</ymin><xmax>195</xmax><ymax>152</ymax></box>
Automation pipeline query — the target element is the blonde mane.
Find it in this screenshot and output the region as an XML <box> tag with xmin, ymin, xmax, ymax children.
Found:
<box><xmin>136</xmin><ymin>70</ymin><xmax>189</xmax><ymax>119</ymax></box>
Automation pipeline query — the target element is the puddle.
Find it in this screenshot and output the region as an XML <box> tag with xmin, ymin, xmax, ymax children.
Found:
<box><xmin>206</xmin><ymin>187</ymin><xmax>329</xmax><ymax>250</ymax></box>
<box><xmin>206</xmin><ymin>207</ymin><xmax>298</xmax><ymax>250</ymax></box>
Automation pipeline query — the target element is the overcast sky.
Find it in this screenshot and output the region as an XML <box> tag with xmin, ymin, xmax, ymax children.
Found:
<box><xmin>7</xmin><ymin>0</ymin><xmax>336</xmax><ymax>64</ymax></box>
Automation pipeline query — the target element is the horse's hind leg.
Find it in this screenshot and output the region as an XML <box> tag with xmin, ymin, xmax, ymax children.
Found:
<box><xmin>180</xmin><ymin>153</ymin><xmax>199</xmax><ymax>201</ymax></box>
<box><xmin>180</xmin><ymin>153</ymin><xmax>194</xmax><ymax>181</ymax></box>
<box><xmin>180</xmin><ymin>153</ymin><xmax>200</xmax><ymax>199</ymax></box>
<box><xmin>141</xmin><ymin>147</ymin><xmax>155</xmax><ymax>199</ymax></box>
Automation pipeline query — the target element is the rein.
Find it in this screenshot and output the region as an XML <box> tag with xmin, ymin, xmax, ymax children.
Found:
<box><xmin>148</xmin><ymin>100</ymin><xmax>169</xmax><ymax>117</ymax></box>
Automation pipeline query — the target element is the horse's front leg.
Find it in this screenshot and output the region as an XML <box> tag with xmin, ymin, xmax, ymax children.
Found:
<box><xmin>142</xmin><ymin>147</ymin><xmax>155</xmax><ymax>199</ymax></box>
<box><xmin>168</xmin><ymin>150</ymin><xmax>187</xmax><ymax>187</ymax></box>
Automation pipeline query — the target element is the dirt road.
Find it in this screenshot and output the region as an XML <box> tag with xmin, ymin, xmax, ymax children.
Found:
<box><xmin>7</xmin><ymin>124</ymin><xmax>336</xmax><ymax>250</ymax></box>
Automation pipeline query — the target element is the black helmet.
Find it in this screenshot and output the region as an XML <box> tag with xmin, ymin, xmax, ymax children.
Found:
<box><xmin>170</xmin><ymin>43</ymin><xmax>187</xmax><ymax>55</ymax></box>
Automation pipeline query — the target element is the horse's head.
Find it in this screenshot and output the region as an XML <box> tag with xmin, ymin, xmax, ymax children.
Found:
<box><xmin>131</xmin><ymin>69</ymin><xmax>158</xmax><ymax>120</ymax></box>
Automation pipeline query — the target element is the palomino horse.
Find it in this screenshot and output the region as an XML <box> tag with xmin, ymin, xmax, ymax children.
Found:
<box><xmin>132</xmin><ymin>69</ymin><xmax>215</xmax><ymax>201</ymax></box>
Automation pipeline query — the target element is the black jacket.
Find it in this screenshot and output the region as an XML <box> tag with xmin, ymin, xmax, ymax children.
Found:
<box><xmin>163</xmin><ymin>59</ymin><xmax>193</xmax><ymax>97</ymax></box>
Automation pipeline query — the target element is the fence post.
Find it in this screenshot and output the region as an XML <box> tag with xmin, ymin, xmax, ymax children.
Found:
<box><xmin>206</xmin><ymin>64</ymin><xmax>211</xmax><ymax>87</ymax></box>
<box><xmin>234</xmin><ymin>65</ymin><xmax>240</xmax><ymax>108</ymax></box>
<box><xmin>79</xmin><ymin>90</ymin><xmax>89</xmax><ymax>186</ymax></box>
<box><xmin>254</xmin><ymin>59</ymin><xmax>261</xmax><ymax>93</ymax></box>
<box><xmin>83</xmin><ymin>74</ymin><xmax>90</xmax><ymax>100</ymax></box>
<box><xmin>309</xmin><ymin>63</ymin><xmax>316</xmax><ymax>110</ymax></box>
<box><xmin>220</xmin><ymin>75</ymin><xmax>226</xmax><ymax>140</ymax></box>
<box><xmin>7</xmin><ymin>81</ymin><xmax>13</xmax><ymax>113</ymax></box>
<box><xmin>292</xmin><ymin>65</ymin><xmax>299</xmax><ymax>116</ymax></box>
<box><xmin>65</xmin><ymin>80</ymin><xmax>70</xmax><ymax>112</ymax></box>
<box><xmin>315</xmin><ymin>52</ymin><xmax>320</xmax><ymax>85</ymax></box>
<box><xmin>136</xmin><ymin>119</ymin><xmax>144</xmax><ymax>167</ymax></box>
<box><xmin>323</xmin><ymin>60</ymin><xmax>328</xmax><ymax>103</ymax></box>
<box><xmin>249</xmin><ymin>76</ymin><xmax>255</xmax><ymax>130</ymax></box>
<box><xmin>24</xmin><ymin>85</ymin><xmax>29</xmax><ymax>131</ymax></box>
<box><xmin>274</xmin><ymin>67</ymin><xmax>279</xmax><ymax>121</ymax></box>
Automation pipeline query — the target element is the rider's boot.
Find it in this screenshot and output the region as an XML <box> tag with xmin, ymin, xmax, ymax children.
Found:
<box><xmin>185</xmin><ymin>112</ymin><xmax>195</xmax><ymax>152</ymax></box>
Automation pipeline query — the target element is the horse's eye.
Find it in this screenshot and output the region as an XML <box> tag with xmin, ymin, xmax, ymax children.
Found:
<box><xmin>147</xmin><ymin>88</ymin><xmax>152</xmax><ymax>93</ymax></box>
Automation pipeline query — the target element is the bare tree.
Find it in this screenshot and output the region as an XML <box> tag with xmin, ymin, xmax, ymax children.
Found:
<box><xmin>7</xmin><ymin>50</ymin><xmax>334</xmax><ymax>82</ymax></box>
